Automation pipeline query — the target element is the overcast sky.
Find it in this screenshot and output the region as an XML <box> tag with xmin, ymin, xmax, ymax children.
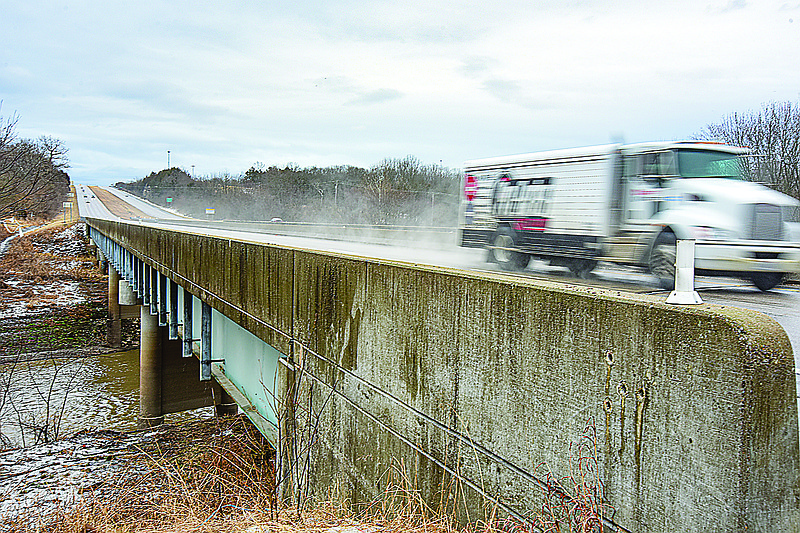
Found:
<box><xmin>2</xmin><ymin>0</ymin><xmax>799</xmax><ymax>186</ymax></box>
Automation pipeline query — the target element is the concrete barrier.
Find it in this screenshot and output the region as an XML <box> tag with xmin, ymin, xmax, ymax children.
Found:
<box><xmin>89</xmin><ymin>218</ymin><xmax>800</xmax><ymax>532</ymax></box>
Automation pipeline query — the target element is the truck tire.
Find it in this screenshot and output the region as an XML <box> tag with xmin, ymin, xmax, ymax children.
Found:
<box><xmin>750</xmin><ymin>272</ymin><xmax>783</xmax><ymax>292</ymax></box>
<box><xmin>568</xmin><ymin>259</ymin><xmax>598</xmax><ymax>279</ymax></box>
<box><xmin>492</xmin><ymin>228</ymin><xmax>529</xmax><ymax>271</ymax></box>
<box><xmin>649</xmin><ymin>232</ymin><xmax>677</xmax><ymax>291</ymax></box>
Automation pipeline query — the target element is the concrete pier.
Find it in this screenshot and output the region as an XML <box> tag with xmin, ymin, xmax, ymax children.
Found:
<box><xmin>214</xmin><ymin>388</ymin><xmax>238</xmax><ymax>417</ymax></box>
<box><xmin>138</xmin><ymin>306</ymin><xmax>163</xmax><ymax>428</ymax></box>
<box><xmin>107</xmin><ymin>267</ymin><xmax>121</xmax><ymax>348</ymax></box>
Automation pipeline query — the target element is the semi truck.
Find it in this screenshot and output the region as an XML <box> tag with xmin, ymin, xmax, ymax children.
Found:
<box><xmin>458</xmin><ymin>141</ymin><xmax>800</xmax><ymax>291</ymax></box>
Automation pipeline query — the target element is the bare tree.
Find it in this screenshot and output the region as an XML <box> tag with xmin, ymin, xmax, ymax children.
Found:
<box><xmin>362</xmin><ymin>156</ymin><xmax>460</xmax><ymax>225</ymax></box>
<box><xmin>697</xmin><ymin>101</ymin><xmax>800</xmax><ymax>201</ymax></box>
<box><xmin>0</xmin><ymin>110</ymin><xmax>70</xmax><ymax>219</ymax></box>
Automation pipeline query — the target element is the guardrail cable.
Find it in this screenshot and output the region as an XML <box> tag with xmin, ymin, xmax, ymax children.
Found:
<box><xmin>278</xmin><ymin>357</ymin><xmax>533</xmax><ymax>527</ymax></box>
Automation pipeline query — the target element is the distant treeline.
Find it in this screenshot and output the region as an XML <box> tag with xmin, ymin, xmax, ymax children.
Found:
<box><xmin>117</xmin><ymin>156</ymin><xmax>462</xmax><ymax>226</ymax></box>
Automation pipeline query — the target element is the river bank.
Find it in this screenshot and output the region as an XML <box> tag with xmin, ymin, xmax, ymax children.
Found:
<box><xmin>0</xmin><ymin>222</ymin><xmax>138</xmax><ymax>363</ymax></box>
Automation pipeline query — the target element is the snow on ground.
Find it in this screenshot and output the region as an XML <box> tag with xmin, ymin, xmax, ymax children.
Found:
<box><xmin>0</xmin><ymin>223</ymin><xmax>95</xmax><ymax>320</ymax></box>
<box><xmin>0</xmin><ymin>429</ymin><xmax>158</xmax><ymax>526</ymax></box>
<box><xmin>0</xmin><ymin>280</ymin><xmax>86</xmax><ymax>319</ymax></box>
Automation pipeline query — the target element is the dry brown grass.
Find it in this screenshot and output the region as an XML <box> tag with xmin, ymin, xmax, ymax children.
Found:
<box><xmin>11</xmin><ymin>415</ymin><xmax>507</xmax><ymax>533</ymax></box>
<box><xmin>0</xmin><ymin>225</ymin><xmax>103</xmax><ymax>284</ymax></box>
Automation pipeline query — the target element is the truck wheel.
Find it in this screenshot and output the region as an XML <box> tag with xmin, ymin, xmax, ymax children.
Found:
<box><xmin>751</xmin><ymin>272</ymin><xmax>783</xmax><ymax>292</ymax></box>
<box><xmin>492</xmin><ymin>228</ymin><xmax>529</xmax><ymax>271</ymax></box>
<box><xmin>649</xmin><ymin>232</ymin><xmax>677</xmax><ymax>291</ymax></box>
<box><xmin>568</xmin><ymin>259</ymin><xmax>598</xmax><ymax>279</ymax></box>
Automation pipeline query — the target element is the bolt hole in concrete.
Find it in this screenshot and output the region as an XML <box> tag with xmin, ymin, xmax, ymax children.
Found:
<box><xmin>603</xmin><ymin>398</ymin><xmax>613</xmax><ymax>412</ymax></box>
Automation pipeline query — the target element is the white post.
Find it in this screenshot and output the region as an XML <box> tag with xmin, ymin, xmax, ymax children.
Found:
<box><xmin>666</xmin><ymin>239</ymin><xmax>703</xmax><ymax>305</ymax></box>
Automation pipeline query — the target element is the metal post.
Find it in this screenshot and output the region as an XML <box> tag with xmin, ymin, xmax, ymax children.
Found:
<box><xmin>159</xmin><ymin>273</ymin><xmax>168</xmax><ymax>326</ymax></box>
<box><xmin>201</xmin><ymin>301</ymin><xmax>212</xmax><ymax>381</ymax></box>
<box><xmin>666</xmin><ymin>239</ymin><xmax>703</xmax><ymax>305</ymax></box>
<box><xmin>134</xmin><ymin>259</ymin><xmax>139</xmax><ymax>297</ymax></box>
<box><xmin>183</xmin><ymin>287</ymin><xmax>193</xmax><ymax>358</ymax></box>
<box><xmin>169</xmin><ymin>278</ymin><xmax>179</xmax><ymax>340</ymax></box>
<box><xmin>97</xmin><ymin>249</ymin><xmax>107</xmax><ymax>275</ymax></box>
<box><xmin>142</xmin><ymin>264</ymin><xmax>150</xmax><ymax>306</ymax></box>
<box><xmin>150</xmin><ymin>267</ymin><xmax>158</xmax><ymax>316</ymax></box>
<box><xmin>131</xmin><ymin>257</ymin><xmax>138</xmax><ymax>293</ymax></box>
<box><xmin>123</xmin><ymin>248</ymin><xmax>130</xmax><ymax>281</ymax></box>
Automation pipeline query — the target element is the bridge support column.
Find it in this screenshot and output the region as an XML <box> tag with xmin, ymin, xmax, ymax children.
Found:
<box><xmin>107</xmin><ymin>267</ymin><xmax>121</xmax><ymax>348</ymax></box>
<box><xmin>97</xmin><ymin>248</ymin><xmax>107</xmax><ymax>274</ymax></box>
<box><xmin>139</xmin><ymin>306</ymin><xmax>164</xmax><ymax>428</ymax></box>
<box><xmin>215</xmin><ymin>387</ymin><xmax>238</xmax><ymax>417</ymax></box>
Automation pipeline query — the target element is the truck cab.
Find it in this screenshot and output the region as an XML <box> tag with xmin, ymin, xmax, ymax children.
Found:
<box><xmin>610</xmin><ymin>142</ymin><xmax>800</xmax><ymax>290</ymax></box>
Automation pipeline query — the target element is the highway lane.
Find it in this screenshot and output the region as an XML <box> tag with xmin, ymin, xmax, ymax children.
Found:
<box><xmin>74</xmin><ymin>183</ymin><xmax>118</xmax><ymax>220</ymax></box>
<box><xmin>100</xmin><ymin>187</ymin><xmax>186</xmax><ymax>220</ymax></box>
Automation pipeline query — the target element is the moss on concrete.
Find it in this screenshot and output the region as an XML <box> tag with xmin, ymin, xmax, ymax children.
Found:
<box><xmin>87</xmin><ymin>218</ymin><xmax>800</xmax><ymax>533</ymax></box>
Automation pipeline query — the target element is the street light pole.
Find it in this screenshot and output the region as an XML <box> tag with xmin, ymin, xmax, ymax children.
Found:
<box><xmin>167</xmin><ymin>150</ymin><xmax>171</xmax><ymax>168</ymax></box>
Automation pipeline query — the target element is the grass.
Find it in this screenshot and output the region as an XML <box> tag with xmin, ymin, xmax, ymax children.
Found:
<box><xmin>3</xmin><ymin>415</ymin><xmax>610</xmax><ymax>533</ymax></box>
<box><xmin>3</xmin><ymin>415</ymin><xmax>491</xmax><ymax>533</ymax></box>
<box><xmin>23</xmin><ymin>303</ymin><xmax>108</xmax><ymax>350</ymax></box>
<box><xmin>0</xmin><ymin>222</ymin><xmax>138</xmax><ymax>356</ymax></box>
<box><xmin>6</xmin><ymin>415</ymin><xmax>468</xmax><ymax>533</ymax></box>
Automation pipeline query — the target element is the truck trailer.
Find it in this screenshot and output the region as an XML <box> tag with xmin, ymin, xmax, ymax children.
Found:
<box><xmin>458</xmin><ymin>141</ymin><xmax>800</xmax><ymax>291</ymax></box>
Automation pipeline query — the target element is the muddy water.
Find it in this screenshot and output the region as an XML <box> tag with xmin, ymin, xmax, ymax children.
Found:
<box><xmin>0</xmin><ymin>349</ymin><xmax>210</xmax><ymax>448</ymax></box>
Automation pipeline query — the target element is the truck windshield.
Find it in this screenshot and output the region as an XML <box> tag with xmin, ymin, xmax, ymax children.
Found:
<box><xmin>675</xmin><ymin>149</ymin><xmax>744</xmax><ymax>179</ymax></box>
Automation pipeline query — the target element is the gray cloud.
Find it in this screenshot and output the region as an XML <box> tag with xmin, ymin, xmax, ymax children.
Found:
<box><xmin>1</xmin><ymin>0</ymin><xmax>798</xmax><ymax>185</ymax></box>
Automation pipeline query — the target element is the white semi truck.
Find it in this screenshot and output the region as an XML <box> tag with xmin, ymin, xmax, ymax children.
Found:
<box><xmin>458</xmin><ymin>141</ymin><xmax>800</xmax><ymax>291</ymax></box>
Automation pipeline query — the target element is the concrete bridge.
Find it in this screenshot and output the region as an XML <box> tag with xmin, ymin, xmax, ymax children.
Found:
<box><xmin>84</xmin><ymin>213</ymin><xmax>799</xmax><ymax>533</ymax></box>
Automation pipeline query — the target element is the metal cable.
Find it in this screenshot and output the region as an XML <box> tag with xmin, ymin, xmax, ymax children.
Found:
<box><xmin>278</xmin><ymin>357</ymin><xmax>533</xmax><ymax>527</ymax></box>
<box><xmin>92</xmin><ymin>223</ymin><xmax>627</xmax><ymax>532</ymax></box>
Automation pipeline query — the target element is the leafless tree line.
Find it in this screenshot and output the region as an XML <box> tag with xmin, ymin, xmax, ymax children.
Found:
<box><xmin>119</xmin><ymin>155</ymin><xmax>461</xmax><ymax>226</ymax></box>
<box><xmin>699</xmin><ymin>100</ymin><xmax>800</xmax><ymax>201</ymax></box>
<box><xmin>0</xmin><ymin>110</ymin><xmax>70</xmax><ymax>219</ymax></box>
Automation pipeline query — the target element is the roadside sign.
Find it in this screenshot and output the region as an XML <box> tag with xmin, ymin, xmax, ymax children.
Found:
<box><xmin>62</xmin><ymin>201</ymin><xmax>72</xmax><ymax>224</ymax></box>
<box><xmin>205</xmin><ymin>208</ymin><xmax>215</xmax><ymax>215</ymax></box>
<box><xmin>166</xmin><ymin>197</ymin><xmax>173</xmax><ymax>203</ymax></box>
